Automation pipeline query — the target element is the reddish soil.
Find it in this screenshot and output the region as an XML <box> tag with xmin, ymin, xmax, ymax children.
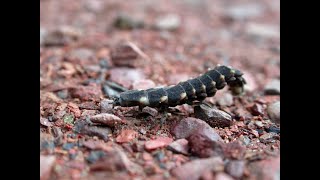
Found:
<box><xmin>40</xmin><ymin>0</ymin><xmax>280</xmax><ymax>179</ymax></box>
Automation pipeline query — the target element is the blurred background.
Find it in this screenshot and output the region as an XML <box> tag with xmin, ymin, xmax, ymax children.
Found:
<box><xmin>40</xmin><ymin>0</ymin><xmax>279</xmax><ymax>95</ymax></box>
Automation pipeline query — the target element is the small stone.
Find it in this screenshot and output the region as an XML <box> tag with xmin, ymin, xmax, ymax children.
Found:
<box><xmin>188</xmin><ymin>131</ymin><xmax>224</xmax><ymax>158</ymax></box>
<box><xmin>153</xmin><ymin>151</ymin><xmax>165</xmax><ymax>162</ymax></box>
<box><xmin>82</xmin><ymin>126</ymin><xmax>112</xmax><ymax>141</ymax></box>
<box><xmin>239</xmin><ymin>135</ymin><xmax>251</xmax><ymax>146</ymax></box>
<box><xmin>265</xmin><ymin>125</ymin><xmax>280</xmax><ymax>134</ymax></box>
<box><xmin>132</xmin><ymin>79</ymin><xmax>156</xmax><ymax>90</ymax></box>
<box><xmin>217</xmin><ymin>93</ymin><xmax>234</xmax><ymax>106</ymax></box>
<box><xmin>113</xmin><ymin>14</ymin><xmax>144</xmax><ymax>30</ymax></box>
<box><xmin>254</xmin><ymin>121</ymin><xmax>264</xmax><ymax>128</ymax></box>
<box><xmin>109</xmin><ymin>68</ymin><xmax>146</xmax><ymax>89</ymax></box>
<box><xmin>56</xmin><ymin>89</ymin><xmax>68</xmax><ymax>99</ymax></box>
<box><xmin>73</xmin><ymin>120</ymin><xmax>112</xmax><ymax>141</ymax></box>
<box><xmin>225</xmin><ymin>160</ymin><xmax>245</xmax><ymax>178</ymax></box>
<box><xmin>51</xmin><ymin>126</ymin><xmax>63</xmax><ymax>146</ymax></box>
<box><xmin>259</xmin><ymin>132</ymin><xmax>278</xmax><ymax>143</ymax></box>
<box><xmin>63</xmin><ymin>114</ymin><xmax>74</xmax><ymax>125</ymax></box>
<box><xmin>69</xmin><ymin>84</ymin><xmax>102</xmax><ymax>101</ymax></box>
<box><xmin>248</xmin><ymin>103</ymin><xmax>264</xmax><ymax>116</ymax></box>
<box><xmin>86</xmin><ymin>151</ymin><xmax>106</xmax><ymax>164</ymax></box>
<box><xmin>111</xmin><ymin>44</ymin><xmax>139</xmax><ymax>67</ymax></box>
<box><xmin>172</xmin><ymin>117</ymin><xmax>222</xmax><ymax>142</ymax></box>
<box><xmin>102</xmin><ymin>84</ymin><xmax>121</xmax><ymax>97</ymax></box>
<box><xmin>67</xmin><ymin>102</ymin><xmax>81</xmax><ymax>118</ymax></box>
<box><xmin>145</xmin><ymin>137</ymin><xmax>173</xmax><ymax>151</ymax></box>
<box><xmin>142</xmin><ymin>107</ymin><xmax>158</xmax><ymax>117</ymax></box>
<box><xmin>40</xmin><ymin>117</ymin><xmax>53</xmax><ymax>127</ymax></box>
<box><xmin>267</xmin><ymin>101</ymin><xmax>280</xmax><ymax>123</ymax></box>
<box><xmin>116</xmin><ymin>129</ymin><xmax>138</xmax><ymax>143</ymax></box>
<box><xmin>167</xmin><ymin>139</ymin><xmax>189</xmax><ymax>155</ymax></box>
<box><xmin>194</xmin><ymin>104</ymin><xmax>232</xmax><ymax>128</ymax></box>
<box><xmin>171</xmin><ymin>156</ymin><xmax>224</xmax><ymax>180</ymax></box>
<box><xmin>155</xmin><ymin>14</ymin><xmax>181</xmax><ymax>31</ymax></box>
<box><xmin>90</xmin><ymin>113</ymin><xmax>124</xmax><ymax>127</ymax></box>
<box><xmin>264</xmin><ymin>79</ymin><xmax>280</xmax><ymax>95</ymax></box>
<box><xmin>100</xmin><ymin>99</ymin><xmax>114</xmax><ymax>113</ymax></box>
<box><xmin>40</xmin><ymin>155</ymin><xmax>56</xmax><ymax>180</ymax></box>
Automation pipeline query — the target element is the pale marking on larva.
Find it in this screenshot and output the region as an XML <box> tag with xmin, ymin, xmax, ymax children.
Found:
<box><xmin>180</xmin><ymin>92</ymin><xmax>187</xmax><ymax>100</ymax></box>
<box><xmin>230</xmin><ymin>69</ymin><xmax>236</xmax><ymax>74</ymax></box>
<box><xmin>202</xmin><ymin>84</ymin><xmax>206</xmax><ymax>91</ymax></box>
<box><xmin>186</xmin><ymin>81</ymin><xmax>197</xmax><ymax>95</ymax></box>
<box><xmin>160</xmin><ymin>96</ymin><xmax>168</xmax><ymax>103</ymax></box>
<box><xmin>220</xmin><ymin>75</ymin><xmax>225</xmax><ymax>81</ymax></box>
<box><xmin>139</xmin><ymin>96</ymin><xmax>150</xmax><ymax>105</ymax></box>
<box><xmin>212</xmin><ymin>81</ymin><xmax>216</xmax><ymax>86</ymax></box>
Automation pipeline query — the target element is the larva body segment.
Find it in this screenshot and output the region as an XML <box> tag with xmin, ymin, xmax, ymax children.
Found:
<box><xmin>114</xmin><ymin>65</ymin><xmax>246</xmax><ymax>108</ymax></box>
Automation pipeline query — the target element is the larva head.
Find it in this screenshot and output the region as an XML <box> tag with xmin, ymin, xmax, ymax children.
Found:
<box><xmin>227</xmin><ymin>75</ymin><xmax>246</xmax><ymax>95</ymax></box>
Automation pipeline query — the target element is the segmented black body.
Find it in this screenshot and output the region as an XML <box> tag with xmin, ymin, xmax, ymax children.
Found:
<box><xmin>114</xmin><ymin>65</ymin><xmax>246</xmax><ymax>108</ymax></box>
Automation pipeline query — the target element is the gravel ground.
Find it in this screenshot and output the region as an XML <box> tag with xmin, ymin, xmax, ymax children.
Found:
<box><xmin>40</xmin><ymin>0</ymin><xmax>280</xmax><ymax>179</ymax></box>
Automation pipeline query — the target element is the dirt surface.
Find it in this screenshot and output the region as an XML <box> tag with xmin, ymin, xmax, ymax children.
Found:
<box><xmin>40</xmin><ymin>0</ymin><xmax>280</xmax><ymax>179</ymax></box>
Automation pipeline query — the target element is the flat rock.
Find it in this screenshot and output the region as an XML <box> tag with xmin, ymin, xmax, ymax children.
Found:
<box><xmin>194</xmin><ymin>104</ymin><xmax>232</xmax><ymax>128</ymax></box>
<box><xmin>172</xmin><ymin>117</ymin><xmax>222</xmax><ymax>142</ymax></box>
<box><xmin>188</xmin><ymin>131</ymin><xmax>224</xmax><ymax>158</ymax></box>
<box><xmin>73</xmin><ymin>120</ymin><xmax>112</xmax><ymax>141</ymax></box>
<box><xmin>145</xmin><ymin>137</ymin><xmax>173</xmax><ymax>150</ymax></box>
<box><xmin>90</xmin><ymin>113</ymin><xmax>124</xmax><ymax>127</ymax></box>
<box><xmin>167</xmin><ymin>139</ymin><xmax>189</xmax><ymax>155</ymax></box>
